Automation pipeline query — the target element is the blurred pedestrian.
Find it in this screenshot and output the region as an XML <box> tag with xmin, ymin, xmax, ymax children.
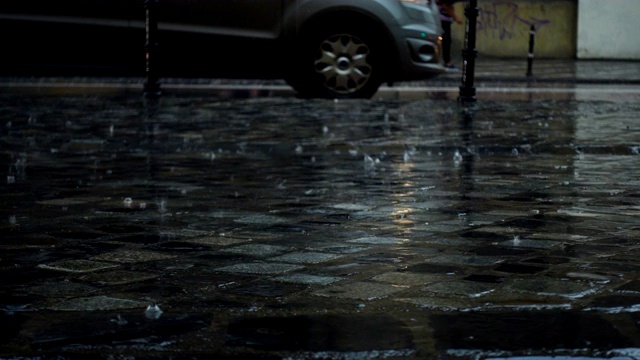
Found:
<box><xmin>436</xmin><ymin>0</ymin><xmax>463</xmax><ymax>72</ymax></box>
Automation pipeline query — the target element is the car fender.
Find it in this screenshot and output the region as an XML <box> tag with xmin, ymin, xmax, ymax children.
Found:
<box><xmin>282</xmin><ymin>0</ymin><xmax>408</xmax><ymax>42</ymax></box>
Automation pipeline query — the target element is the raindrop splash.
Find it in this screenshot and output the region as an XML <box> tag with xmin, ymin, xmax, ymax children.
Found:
<box><xmin>364</xmin><ymin>154</ymin><xmax>379</xmax><ymax>172</ymax></box>
<box><xmin>453</xmin><ymin>150</ymin><xmax>463</xmax><ymax>164</ymax></box>
<box><xmin>111</xmin><ymin>314</ymin><xmax>128</xmax><ymax>325</ymax></box>
<box><xmin>145</xmin><ymin>304</ymin><xmax>163</xmax><ymax>320</ymax></box>
<box><xmin>158</xmin><ymin>199</ymin><xmax>167</xmax><ymax>213</ymax></box>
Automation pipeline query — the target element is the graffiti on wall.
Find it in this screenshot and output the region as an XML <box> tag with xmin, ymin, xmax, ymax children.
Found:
<box><xmin>477</xmin><ymin>1</ymin><xmax>551</xmax><ymax>41</ymax></box>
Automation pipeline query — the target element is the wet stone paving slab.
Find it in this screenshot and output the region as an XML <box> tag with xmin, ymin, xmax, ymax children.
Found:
<box><xmin>1</xmin><ymin>92</ymin><xmax>640</xmax><ymax>359</ymax></box>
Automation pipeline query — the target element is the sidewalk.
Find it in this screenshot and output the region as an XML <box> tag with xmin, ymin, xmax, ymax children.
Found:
<box><xmin>1</xmin><ymin>58</ymin><xmax>638</xmax><ymax>90</ymax></box>
<box><xmin>435</xmin><ymin>57</ymin><xmax>640</xmax><ymax>85</ymax></box>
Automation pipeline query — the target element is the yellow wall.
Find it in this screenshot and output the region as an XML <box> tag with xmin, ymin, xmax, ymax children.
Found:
<box><xmin>451</xmin><ymin>0</ymin><xmax>577</xmax><ymax>59</ymax></box>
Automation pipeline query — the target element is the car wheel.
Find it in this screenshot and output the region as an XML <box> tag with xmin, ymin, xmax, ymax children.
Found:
<box><xmin>290</xmin><ymin>24</ymin><xmax>388</xmax><ymax>99</ymax></box>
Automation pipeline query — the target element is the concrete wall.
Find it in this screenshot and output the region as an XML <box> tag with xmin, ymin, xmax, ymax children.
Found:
<box><xmin>577</xmin><ymin>0</ymin><xmax>640</xmax><ymax>59</ymax></box>
<box><xmin>451</xmin><ymin>0</ymin><xmax>577</xmax><ymax>59</ymax></box>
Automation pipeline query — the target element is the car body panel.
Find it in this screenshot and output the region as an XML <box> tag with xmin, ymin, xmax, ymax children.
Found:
<box><xmin>0</xmin><ymin>0</ymin><xmax>444</xmax><ymax>92</ymax></box>
<box><xmin>157</xmin><ymin>0</ymin><xmax>282</xmax><ymax>40</ymax></box>
<box><xmin>0</xmin><ymin>0</ymin><xmax>139</xmax><ymax>73</ymax></box>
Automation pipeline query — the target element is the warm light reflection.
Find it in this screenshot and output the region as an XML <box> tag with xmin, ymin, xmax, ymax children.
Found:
<box><xmin>390</xmin><ymin>157</ymin><xmax>417</xmax><ymax>226</ymax></box>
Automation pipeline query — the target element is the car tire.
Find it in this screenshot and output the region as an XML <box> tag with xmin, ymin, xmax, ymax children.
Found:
<box><xmin>288</xmin><ymin>20</ymin><xmax>390</xmax><ymax>99</ymax></box>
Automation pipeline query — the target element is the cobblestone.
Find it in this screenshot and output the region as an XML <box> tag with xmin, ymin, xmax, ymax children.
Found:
<box><xmin>1</xmin><ymin>66</ymin><xmax>640</xmax><ymax>358</ymax></box>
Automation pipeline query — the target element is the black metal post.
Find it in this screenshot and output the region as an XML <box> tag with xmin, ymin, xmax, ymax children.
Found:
<box><xmin>144</xmin><ymin>0</ymin><xmax>161</xmax><ymax>97</ymax></box>
<box><xmin>526</xmin><ymin>25</ymin><xmax>536</xmax><ymax>77</ymax></box>
<box><xmin>458</xmin><ymin>0</ymin><xmax>479</xmax><ymax>103</ymax></box>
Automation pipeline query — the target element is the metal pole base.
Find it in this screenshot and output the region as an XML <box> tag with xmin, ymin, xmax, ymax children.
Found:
<box><xmin>458</xmin><ymin>86</ymin><xmax>477</xmax><ymax>103</ymax></box>
<box><xmin>143</xmin><ymin>82</ymin><xmax>162</xmax><ymax>97</ymax></box>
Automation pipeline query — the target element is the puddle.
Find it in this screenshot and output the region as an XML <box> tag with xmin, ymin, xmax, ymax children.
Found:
<box><xmin>27</xmin><ymin>311</ymin><xmax>212</xmax><ymax>349</ymax></box>
<box><xmin>432</xmin><ymin>311</ymin><xmax>636</xmax><ymax>354</ymax></box>
<box><xmin>226</xmin><ymin>314</ymin><xmax>414</xmax><ymax>352</ymax></box>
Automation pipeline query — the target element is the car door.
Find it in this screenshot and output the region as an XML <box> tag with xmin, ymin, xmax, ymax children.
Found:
<box><xmin>155</xmin><ymin>0</ymin><xmax>285</xmax><ymax>77</ymax></box>
<box><xmin>0</xmin><ymin>0</ymin><xmax>140</xmax><ymax>74</ymax></box>
<box><xmin>161</xmin><ymin>0</ymin><xmax>282</xmax><ymax>39</ymax></box>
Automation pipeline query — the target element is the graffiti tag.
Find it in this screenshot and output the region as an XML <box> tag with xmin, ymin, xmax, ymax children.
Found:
<box><xmin>477</xmin><ymin>1</ymin><xmax>551</xmax><ymax>40</ymax></box>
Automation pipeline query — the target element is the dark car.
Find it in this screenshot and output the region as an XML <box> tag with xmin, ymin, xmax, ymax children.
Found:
<box><xmin>0</xmin><ymin>0</ymin><xmax>444</xmax><ymax>98</ymax></box>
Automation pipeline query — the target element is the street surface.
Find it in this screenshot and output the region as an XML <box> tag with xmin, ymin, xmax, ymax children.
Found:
<box><xmin>1</xmin><ymin>80</ymin><xmax>640</xmax><ymax>359</ymax></box>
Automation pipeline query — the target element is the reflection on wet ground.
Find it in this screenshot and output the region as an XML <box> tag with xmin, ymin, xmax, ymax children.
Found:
<box><xmin>1</xmin><ymin>90</ymin><xmax>640</xmax><ymax>359</ymax></box>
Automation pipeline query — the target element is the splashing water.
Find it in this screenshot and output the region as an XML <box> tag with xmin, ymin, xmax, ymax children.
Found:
<box><xmin>145</xmin><ymin>304</ymin><xmax>163</xmax><ymax>320</ymax></box>
<box><xmin>364</xmin><ymin>154</ymin><xmax>379</xmax><ymax>172</ymax></box>
<box><xmin>453</xmin><ymin>150</ymin><xmax>463</xmax><ymax>164</ymax></box>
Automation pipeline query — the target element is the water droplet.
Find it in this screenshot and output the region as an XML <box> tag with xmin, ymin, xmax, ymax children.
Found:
<box><xmin>145</xmin><ymin>304</ymin><xmax>163</xmax><ymax>320</ymax></box>
<box><xmin>160</xmin><ymin>200</ymin><xmax>168</xmax><ymax>213</ymax></box>
<box><xmin>364</xmin><ymin>154</ymin><xmax>376</xmax><ymax>172</ymax></box>
<box><xmin>111</xmin><ymin>314</ymin><xmax>128</xmax><ymax>325</ymax></box>
<box><xmin>453</xmin><ymin>150</ymin><xmax>463</xmax><ymax>163</ymax></box>
<box><xmin>511</xmin><ymin>148</ymin><xmax>519</xmax><ymax>156</ymax></box>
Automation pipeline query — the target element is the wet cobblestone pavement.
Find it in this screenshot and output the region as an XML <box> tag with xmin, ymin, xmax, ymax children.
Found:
<box><xmin>1</xmin><ymin>88</ymin><xmax>640</xmax><ymax>359</ymax></box>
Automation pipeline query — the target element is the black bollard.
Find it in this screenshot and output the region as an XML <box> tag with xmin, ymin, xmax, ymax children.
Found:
<box><xmin>526</xmin><ymin>25</ymin><xmax>536</xmax><ymax>77</ymax></box>
<box><xmin>143</xmin><ymin>0</ymin><xmax>161</xmax><ymax>97</ymax></box>
<box><xmin>458</xmin><ymin>0</ymin><xmax>479</xmax><ymax>103</ymax></box>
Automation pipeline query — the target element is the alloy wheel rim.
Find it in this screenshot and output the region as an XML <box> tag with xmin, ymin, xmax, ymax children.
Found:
<box><xmin>314</xmin><ymin>34</ymin><xmax>373</xmax><ymax>95</ymax></box>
